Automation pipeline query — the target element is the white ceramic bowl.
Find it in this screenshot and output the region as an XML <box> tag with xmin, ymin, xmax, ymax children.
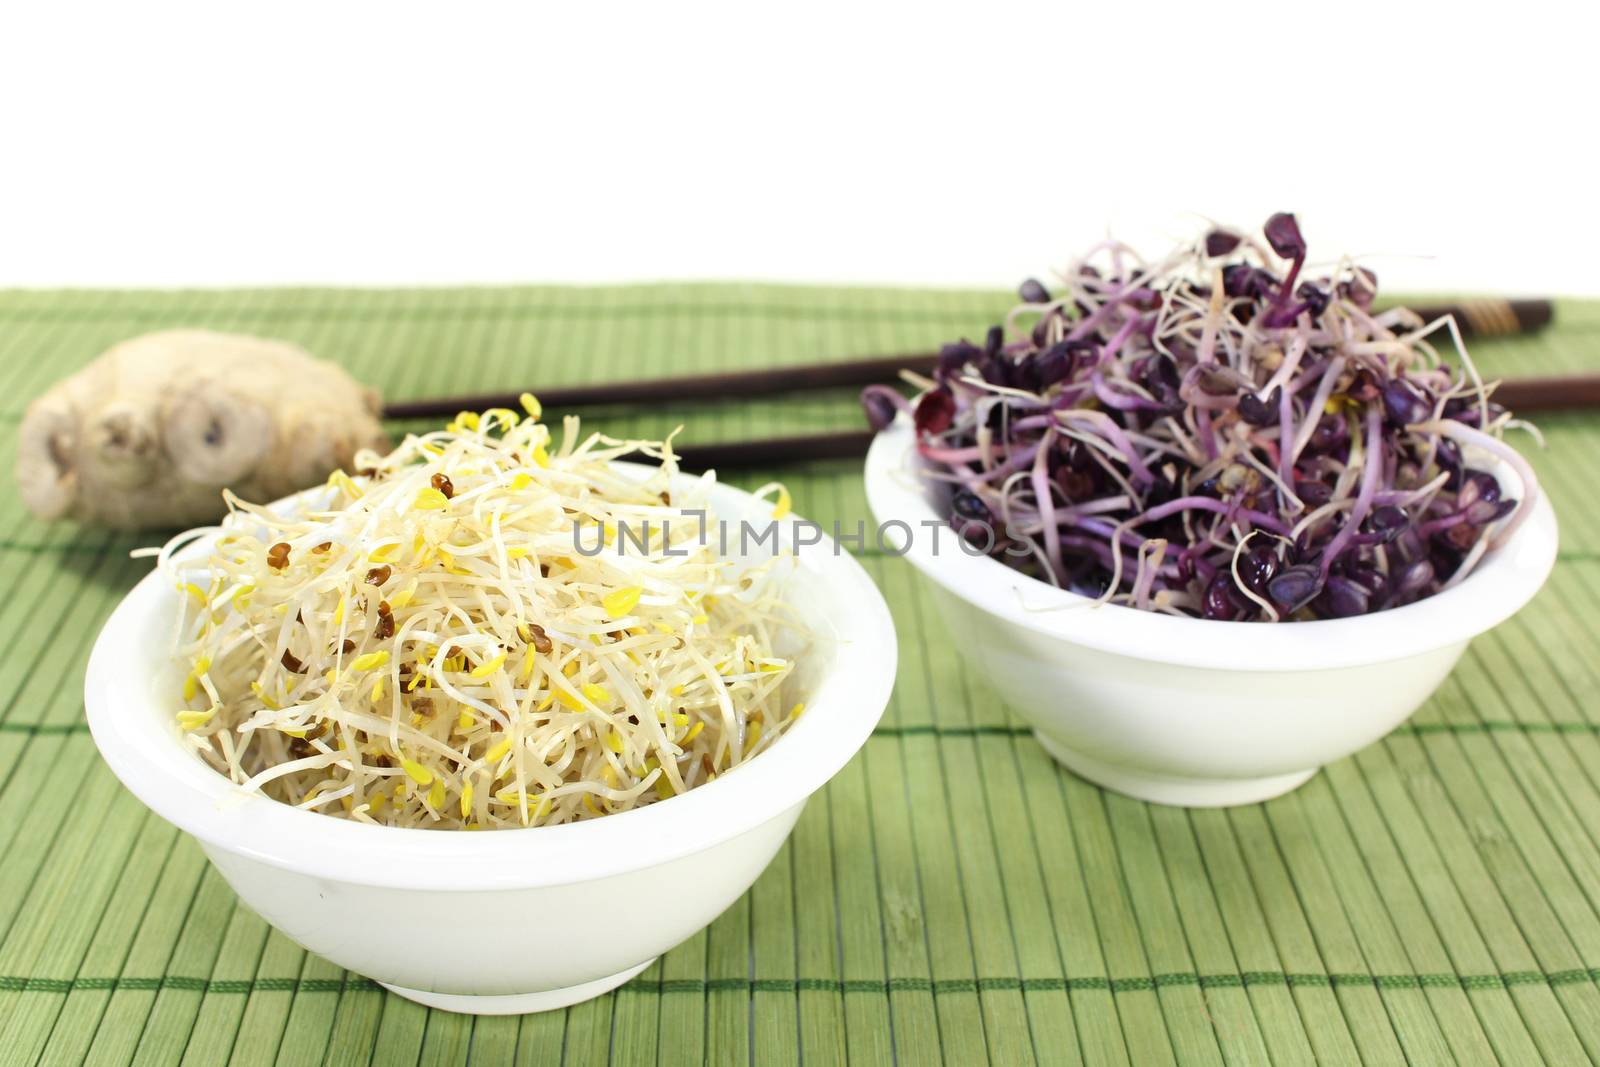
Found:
<box><xmin>865</xmin><ymin>417</ymin><xmax>1558</xmax><ymax>807</ymax></box>
<box><xmin>86</xmin><ymin>473</ymin><xmax>896</xmax><ymax>1014</ymax></box>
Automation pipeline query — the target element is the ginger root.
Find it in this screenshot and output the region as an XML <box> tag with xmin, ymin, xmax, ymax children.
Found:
<box><xmin>16</xmin><ymin>330</ymin><xmax>389</xmax><ymax>528</ymax></box>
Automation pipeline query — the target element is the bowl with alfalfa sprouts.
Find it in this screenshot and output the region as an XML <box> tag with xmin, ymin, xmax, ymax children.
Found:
<box><xmin>85</xmin><ymin>400</ymin><xmax>896</xmax><ymax>1014</ymax></box>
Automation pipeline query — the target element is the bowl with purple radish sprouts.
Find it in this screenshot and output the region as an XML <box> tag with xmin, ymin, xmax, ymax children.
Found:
<box><xmin>862</xmin><ymin>214</ymin><xmax>1557</xmax><ymax>806</ymax></box>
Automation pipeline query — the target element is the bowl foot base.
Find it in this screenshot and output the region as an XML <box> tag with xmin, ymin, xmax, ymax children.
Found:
<box><xmin>1033</xmin><ymin>732</ymin><xmax>1316</xmax><ymax>807</ymax></box>
<box><xmin>379</xmin><ymin>958</ymin><xmax>657</xmax><ymax>1015</ymax></box>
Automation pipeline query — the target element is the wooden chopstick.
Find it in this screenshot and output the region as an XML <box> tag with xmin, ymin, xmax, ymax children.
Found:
<box><xmin>673</xmin><ymin>432</ymin><xmax>878</xmax><ymax>471</ymax></box>
<box><xmin>1491</xmin><ymin>373</ymin><xmax>1600</xmax><ymax>413</ymax></box>
<box><xmin>382</xmin><ymin>354</ymin><xmax>930</xmax><ymax>420</ymax></box>
<box><xmin>673</xmin><ymin>431</ymin><xmax>879</xmax><ymax>471</ymax></box>
<box><xmin>380</xmin><ymin>299</ymin><xmax>1554</xmax><ymax>420</ymax></box>
<box><xmin>672</xmin><ymin>372</ymin><xmax>1599</xmax><ymax>471</ymax></box>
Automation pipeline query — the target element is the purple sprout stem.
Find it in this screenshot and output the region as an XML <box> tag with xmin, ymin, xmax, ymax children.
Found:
<box><xmin>1090</xmin><ymin>370</ymin><xmax>1161</xmax><ymax>412</ymax></box>
<box><xmin>1065</xmin><ymin>276</ymin><xmax>1147</xmax><ymax>343</ymax></box>
<box><xmin>954</xmin><ymin>443</ymin><xmax>1043</xmax><ymax>485</ymax></box>
<box><xmin>1197</xmin><ymin>408</ymin><xmax>1218</xmax><ymax>461</ymax></box>
<box><xmin>1264</xmin><ymin>251</ymin><xmax>1306</xmax><ymax>326</ymax></box>
<box><xmin>1096</xmin><ymin>315</ymin><xmax>1142</xmax><ymax>365</ymax></box>
<box><xmin>918</xmin><ymin>443</ymin><xmax>992</xmax><ymax>464</ymax></box>
<box><xmin>1029</xmin><ymin>434</ymin><xmax>1065</xmax><ymax>581</ymax></box>
<box><xmin>1416</xmin><ymin>510</ymin><xmax>1472</xmax><ymax>538</ymax></box>
<box><xmin>1052</xmin><ymin>535</ymin><xmax>1163</xmax><ymax>575</ymax></box>
<box><xmin>1134</xmin><ymin>496</ymin><xmax>1294</xmax><ymax>538</ymax></box>
<box><xmin>1067</xmin><ymin>516</ymin><xmax>1163</xmax><ymax>552</ymax></box>
<box><xmin>1318</xmin><ymin>406</ymin><xmax>1383</xmax><ymax>578</ymax></box>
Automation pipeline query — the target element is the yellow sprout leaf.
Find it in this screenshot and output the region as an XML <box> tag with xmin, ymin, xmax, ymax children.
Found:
<box><xmin>389</xmin><ymin>580</ymin><xmax>417</xmax><ymax>610</ymax></box>
<box><xmin>532</xmin><ymin>445</ymin><xmax>551</xmax><ymax>469</ymax></box>
<box><xmin>771</xmin><ymin>486</ymin><xmax>792</xmax><ymax>520</ymax></box>
<box><xmin>428</xmin><ymin>778</ymin><xmax>446</xmax><ymax>810</ymax></box>
<box><xmin>556</xmin><ymin>689</ymin><xmax>585</xmax><ymax>711</ymax></box>
<box><xmin>581</xmin><ymin>683</ymin><xmax>611</xmax><ymax>705</ymax></box>
<box><xmin>484</xmin><ymin>737</ymin><xmax>512</xmax><ymax>764</ymax></box>
<box><xmin>606</xmin><ymin>730</ymin><xmax>624</xmax><ymax>754</ymax></box>
<box><xmin>352</xmin><ymin>651</ymin><xmax>389</xmax><ymax>671</ymax></box>
<box><xmin>519</xmin><ymin>392</ymin><xmax>542</xmax><ymax>419</ymax></box>
<box><xmin>414</xmin><ymin>487</ymin><xmax>451</xmax><ymax>511</ymax></box>
<box><xmin>177</xmin><ymin>708</ymin><xmax>215</xmax><ymax>730</ymax></box>
<box><xmin>402</xmin><ymin>759</ymin><xmax>434</xmax><ymax>786</ymax></box>
<box><xmin>470</xmin><ymin>652</ymin><xmax>507</xmax><ymax>678</ymax></box>
<box><xmin>684</xmin><ymin>721</ymin><xmax>705</xmax><ymax>742</ymax></box>
<box><xmin>456</xmin><ymin>709</ymin><xmax>474</xmax><ymax>731</ymax></box>
<box><xmin>602</xmin><ymin>586</ymin><xmax>642</xmax><ymax>619</ymax></box>
<box><xmin>482</xmin><ymin>407</ymin><xmax>519</xmax><ymax>431</ymax></box>
<box><xmin>371</xmin><ymin>678</ymin><xmax>386</xmax><ymax>703</ymax></box>
<box><xmin>788</xmin><ymin>702</ymin><xmax>806</xmax><ymax>721</ymax></box>
<box><xmin>368</xmin><ymin>542</ymin><xmax>400</xmax><ymax>563</ymax></box>
<box><xmin>460</xmin><ymin>782</ymin><xmax>474</xmax><ymax>817</ymax></box>
<box><xmin>511</xmin><ymin>472</ymin><xmax>533</xmax><ymax>491</ymax></box>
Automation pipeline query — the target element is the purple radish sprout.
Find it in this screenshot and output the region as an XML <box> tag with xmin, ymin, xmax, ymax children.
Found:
<box><xmin>865</xmin><ymin>213</ymin><xmax>1540</xmax><ymax>621</ymax></box>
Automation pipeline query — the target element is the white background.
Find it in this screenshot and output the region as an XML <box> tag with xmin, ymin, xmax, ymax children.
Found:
<box><xmin>1</xmin><ymin>3</ymin><xmax>1595</xmax><ymax>295</ymax></box>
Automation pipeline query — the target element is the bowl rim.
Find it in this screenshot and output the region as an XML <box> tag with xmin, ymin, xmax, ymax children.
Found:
<box><xmin>864</xmin><ymin>416</ymin><xmax>1558</xmax><ymax>671</ymax></box>
<box><xmin>85</xmin><ymin>472</ymin><xmax>897</xmax><ymax>891</ymax></box>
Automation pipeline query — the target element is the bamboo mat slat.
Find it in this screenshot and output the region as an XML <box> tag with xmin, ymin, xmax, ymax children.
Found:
<box><xmin>0</xmin><ymin>285</ymin><xmax>1596</xmax><ymax>1065</ymax></box>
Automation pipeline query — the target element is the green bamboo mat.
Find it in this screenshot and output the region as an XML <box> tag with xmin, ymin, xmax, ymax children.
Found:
<box><xmin>1</xmin><ymin>286</ymin><xmax>1598</xmax><ymax>1066</ymax></box>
